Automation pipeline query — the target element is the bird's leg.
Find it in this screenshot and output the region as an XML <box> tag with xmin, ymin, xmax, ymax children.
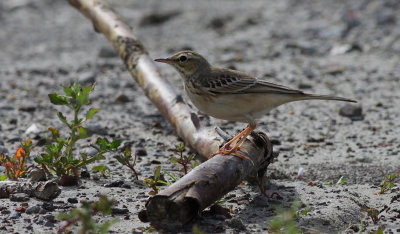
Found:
<box><xmin>209</xmin><ymin>124</ymin><xmax>256</xmax><ymax>162</ymax></box>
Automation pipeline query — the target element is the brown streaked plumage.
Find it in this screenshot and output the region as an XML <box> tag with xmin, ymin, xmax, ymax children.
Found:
<box><xmin>155</xmin><ymin>50</ymin><xmax>356</xmax><ymax>161</ymax></box>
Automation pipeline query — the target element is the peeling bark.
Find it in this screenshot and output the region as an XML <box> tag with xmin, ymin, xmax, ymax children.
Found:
<box><xmin>0</xmin><ymin>180</ymin><xmax>61</xmax><ymax>201</ymax></box>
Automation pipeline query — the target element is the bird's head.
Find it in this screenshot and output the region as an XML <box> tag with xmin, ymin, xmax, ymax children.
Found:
<box><xmin>155</xmin><ymin>51</ymin><xmax>210</xmax><ymax>79</ymax></box>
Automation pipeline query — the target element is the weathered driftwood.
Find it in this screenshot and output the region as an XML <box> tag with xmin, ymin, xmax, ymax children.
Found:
<box><xmin>68</xmin><ymin>0</ymin><xmax>275</xmax><ymax>226</ymax></box>
<box><xmin>143</xmin><ymin>132</ymin><xmax>273</xmax><ymax>227</ymax></box>
<box><xmin>0</xmin><ymin>180</ymin><xmax>61</xmax><ymax>201</ymax></box>
<box><xmin>68</xmin><ymin>0</ymin><xmax>222</xmax><ymax>159</ymax></box>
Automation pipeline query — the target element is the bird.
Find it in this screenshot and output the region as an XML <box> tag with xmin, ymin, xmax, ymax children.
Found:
<box><xmin>155</xmin><ymin>50</ymin><xmax>356</xmax><ymax>161</ymax></box>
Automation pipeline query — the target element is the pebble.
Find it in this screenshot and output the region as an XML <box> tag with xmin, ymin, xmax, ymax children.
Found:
<box><xmin>26</xmin><ymin>205</ymin><xmax>41</xmax><ymax>214</ymax></box>
<box><xmin>98</xmin><ymin>47</ymin><xmax>118</xmax><ymax>58</ymax></box>
<box><xmin>9</xmin><ymin>211</ymin><xmax>21</xmax><ymax>219</ymax></box>
<box><xmin>80</xmin><ymin>170</ymin><xmax>90</xmax><ymax>179</ymax></box>
<box><xmin>251</xmin><ymin>196</ymin><xmax>270</xmax><ymax>208</ymax></box>
<box><xmin>104</xmin><ymin>180</ymin><xmax>124</xmax><ymax>187</ymax></box>
<box><xmin>78</xmin><ymin>71</ymin><xmax>96</xmax><ymax>85</ymax></box>
<box><xmin>114</xmin><ymin>94</ymin><xmax>130</xmax><ymax>103</ymax></box>
<box><xmin>139</xmin><ymin>10</ymin><xmax>181</xmax><ymax>27</ymax></box>
<box><xmin>41</xmin><ymin>202</ymin><xmax>55</xmax><ymax>211</ymax></box>
<box><xmin>43</xmin><ymin>214</ymin><xmax>56</xmax><ymax>223</ymax></box>
<box><xmin>86</xmin><ymin>124</ymin><xmax>108</xmax><ymax>136</ymax></box>
<box><xmin>226</xmin><ymin>218</ymin><xmax>246</xmax><ymax>230</ymax></box>
<box><xmin>339</xmin><ymin>104</ymin><xmax>364</xmax><ymax>121</ymax></box>
<box><xmin>111</xmin><ymin>207</ymin><xmax>129</xmax><ymax>215</ymax></box>
<box><xmin>67</xmin><ymin>198</ymin><xmax>78</xmax><ymax>204</ymax></box>
<box><xmin>10</xmin><ymin>193</ymin><xmax>30</xmax><ymax>202</ymax></box>
<box><xmin>30</xmin><ymin>168</ymin><xmax>47</xmax><ymax>182</ymax></box>
<box><xmin>136</xmin><ymin>148</ymin><xmax>147</xmax><ymax>156</ymax></box>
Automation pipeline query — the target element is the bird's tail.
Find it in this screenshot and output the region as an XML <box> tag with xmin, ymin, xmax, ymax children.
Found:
<box><xmin>301</xmin><ymin>93</ymin><xmax>357</xmax><ymax>103</ymax></box>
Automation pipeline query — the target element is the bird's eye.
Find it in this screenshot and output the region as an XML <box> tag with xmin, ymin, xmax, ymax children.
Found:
<box><xmin>179</xmin><ymin>55</ymin><xmax>187</xmax><ymax>62</ymax></box>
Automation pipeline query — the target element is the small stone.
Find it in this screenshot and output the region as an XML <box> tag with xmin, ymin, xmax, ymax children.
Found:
<box><xmin>80</xmin><ymin>170</ymin><xmax>90</xmax><ymax>179</ymax></box>
<box><xmin>10</xmin><ymin>193</ymin><xmax>30</xmax><ymax>202</ymax></box>
<box><xmin>67</xmin><ymin>198</ymin><xmax>78</xmax><ymax>204</ymax></box>
<box><xmin>98</xmin><ymin>47</ymin><xmax>118</xmax><ymax>58</ymax></box>
<box><xmin>43</xmin><ymin>214</ymin><xmax>56</xmax><ymax>223</ymax></box>
<box><xmin>30</xmin><ymin>168</ymin><xmax>47</xmax><ymax>182</ymax></box>
<box><xmin>78</xmin><ymin>71</ymin><xmax>96</xmax><ymax>85</ymax></box>
<box><xmin>140</xmin><ymin>10</ymin><xmax>181</xmax><ymax>27</ymax></box>
<box><xmin>114</xmin><ymin>94</ymin><xmax>130</xmax><ymax>103</ymax></box>
<box><xmin>226</xmin><ymin>218</ymin><xmax>246</xmax><ymax>230</ymax></box>
<box><xmin>111</xmin><ymin>207</ymin><xmax>129</xmax><ymax>215</ymax></box>
<box><xmin>251</xmin><ymin>196</ymin><xmax>271</xmax><ymax>208</ymax></box>
<box><xmin>136</xmin><ymin>148</ymin><xmax>147</xmax><ymax>156</ymax></box>
<box><xmin>9</xmin><ymin>211</ymin><xmax>21</xmax><ymax>219</ymax></box>
<box><xmin>104</xmin><ymin>180</ymin><xmax>124</xmax><ymax>187</ymax></box>
<box><xmin>339</xmin><ymin>104</ymin><xmax>364</xmax><ymax>121</ymax></box>
<box><xmin>41</xmin><ymin>202</ymin><xmax>55</xmax><ymax>211</ymax></box>
<box><xmin>44</xmin><ymin>221</ymin><xmax>55</xmax><ymax>227</ymax></box>
<box><xmin>86</xmin><ymin>124</ymin><xmax>108</xmax><ymax>136</ymax></box>
<box><xmin>26</xmin><ymin>205</ymin><xmax>41</xmax><ymax>214</ymax></box>
<box><xmin>19</xmin><ymin>105</ymin><xmax>36</xmax><ymax>112</ymax></box>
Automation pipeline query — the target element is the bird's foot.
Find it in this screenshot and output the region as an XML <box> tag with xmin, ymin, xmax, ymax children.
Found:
<box><xmin>209</xmin><ymin>145</ymin><xmax>253</xmax><ymax>165</ymax></box>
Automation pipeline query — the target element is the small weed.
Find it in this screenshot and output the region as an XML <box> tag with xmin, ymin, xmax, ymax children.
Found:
<box><xmin>58</xmin><ymin>195</ymin><xmax>118</xmax><ymax>234</ymax></box>
<box><xmin>324</xmin><ymin>176</ymin><xmax>347</xmax><ymax>186</ymax></box>
<box><xmin>115</xmin><ymin>146</ymin><xmax>139</xmax><ymax>180</ymax></box>
<box><xmin>267</xmin><ymin>200</ymin><xmax>305</xmax><ymax>233</ymax></box>
<box><xmin>34</xmin><ymin>82</ymin><xmax>120</xmax><ymax>179</ymax></box>
<box><xmin>139</xmin><ymin>225</ymin><xmax>156</xmax><ymax>233</ymax></box>
<box><xmin>170</xmin><ymin>143</ymin><xmax>198</xmax><ymax>175</ymax></box>
<box><xmin>379</xmin><ymin>172</ymin><xmax>399</xmax><ymax>194</ymax></box>
<box><xmin>92</xmin><ymin>164</ymin><xmax>110</xmax><ymax>178</ymax></box>
<box><xmin>145</xmin><ymin>166</ymin><xmax>163</xmax><ymax>195</ymax></box>
<box><xmin>367</xmin><ymin>208</ymin><xmax>380</xmax><ymax>224</ymax></box>
<box><xmin>0</xmin><ymin>139</ymin><xmax>32</xmax><ymax>180</ymax></box>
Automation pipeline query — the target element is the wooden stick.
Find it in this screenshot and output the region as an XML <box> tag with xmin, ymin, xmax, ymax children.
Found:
<box><xmin>67</xmin><ymin>0</ymin><xmax>275</xmax><ymax>226</ymax></box>
<box><xmin>67</xmin><ymin>0</ymin><xmax>222</xmax><ymax>159</ymax></box>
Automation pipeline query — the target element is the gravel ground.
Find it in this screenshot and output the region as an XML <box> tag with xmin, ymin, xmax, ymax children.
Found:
<box><xmin>0</xmin><ymin>0</ymin><xmax>399</xmax><ymax>233</ymax></box>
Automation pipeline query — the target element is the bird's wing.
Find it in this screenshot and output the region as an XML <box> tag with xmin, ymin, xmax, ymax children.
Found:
<box><xmin>201</xmin><ymin>68</ymin><xmax>304</xmax><ymax>95</ymax></box>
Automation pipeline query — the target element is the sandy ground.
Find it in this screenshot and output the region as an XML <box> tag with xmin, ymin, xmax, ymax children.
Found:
<box><xmin>0</xmin><ymin>0</ymin><xmax>400</xmax><ymax>233</ymax></box>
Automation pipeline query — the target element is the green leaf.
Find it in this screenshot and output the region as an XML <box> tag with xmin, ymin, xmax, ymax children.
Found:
<box><xmin>76</xmin><ymin>126</ymin><xmax>88</xmax><ymax>139</ymax></box>
<box><xmin>86</xmin><ymin>108</ymin><xmax>100</xmax><ymax>120</ymax></box>
<box><xmin>154</xmin><ymin>166</ymin><xmax>161</xmax><ymax>180</ymax></box>
<box><xmin>110</xmin><ymin>140</ymin><xmax>121</xmax><ymax>150</ymax></box>
<box><xmin>0</xmin><ymin>175</ymin><xmax>7</xmax><ymax>181</ymax></box>
<box><xmin>170</xmin><ymin>157</ymin><xmax>179</xmax><ymax>163</ymax></box>
<box><xmin>48</xmin><ymin>93</ymin><xmax>68</xmax><ymax>105</ymax></box>
<box><xmin>63</xmin><ymin>86</ymin><xmax>75</xmax><ymax>98</ymax></box>
<box><xmin>115</xmin><ymin>156</ymin><xmax>126</xmax><ymax>164</ymax></box>
<box><xmin>77</xmin><ymin>85</ymin><xmax>93</xmax><ymax>107</ymax></box>
<box><xmin>377</xmin><ymin>227</ymin><xmax>384</xmax><ymax>234</ymax></box>
<box><xmin>57</xmin><ymin>112</ymin><xmax>69</xmax><ymax>126</ymax></box>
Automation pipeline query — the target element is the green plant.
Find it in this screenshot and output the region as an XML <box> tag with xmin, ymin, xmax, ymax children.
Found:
<box><xmin>58</xmin><ymin>195</ymin><xmax>118</xmax><ymax>234</ymax></box>
<box><xmin>379</xmin><ymin>172</ymin><xmax>399</xmax><ymax>194</ymax></box>
<box><xmin>34</xmin><ymin>82</ymin><xmax>120</xmax><ymax>178</ymax></box>
<box><xmin>0</xmin><ymin>139</ymin><xmax>32</xmax><ymax>180</ymax></box>
<box><xmin>115</xmin><ymin>146</ymin><xmax>139</xmax><ymax>180</ymax></box>
<box><xmin>367</xmin><ymin>208</ymin><xmax>380</xmax><ymax>224</ymax></box>
<box><xmin>144</xmin><ymin>166</ymin><xmax>163</xmax><ymax>195</ymax></box>
<box><xmin>267</xmin><ymin>200</ymin><xmax>305</xmax><ymax>234</ymax></box>
<box><xmin>170</xmin><ymin>143</ymin><xmax>198</xmax><ymax>175</ymax></box>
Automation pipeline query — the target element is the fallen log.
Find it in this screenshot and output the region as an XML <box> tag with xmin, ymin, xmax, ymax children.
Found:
<box><xmin>0</xmin><ymin>180</ymin><xmax>61</xmax><ymax>201</ymax></box>
<box><xmin>67</xmin><ymin>0</ymin><xmax>275</xmax><ymax>227</ymax></box>
<box><xmin>142</xmin><ymin>131</ymin><xmax>273</xmax><ymax>227</ymax></box>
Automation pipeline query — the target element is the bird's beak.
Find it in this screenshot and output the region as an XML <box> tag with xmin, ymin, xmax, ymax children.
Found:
<box><xmin>154</xmin><ymin>58</ymin><xmax>173</xmax><ymax>64</ymax></box>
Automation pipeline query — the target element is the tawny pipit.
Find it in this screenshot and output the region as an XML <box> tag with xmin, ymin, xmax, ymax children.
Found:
<box><xmin>155</xmin><ymin>51</ymin><xmax>356</xmax><ymax>161</ymax></box>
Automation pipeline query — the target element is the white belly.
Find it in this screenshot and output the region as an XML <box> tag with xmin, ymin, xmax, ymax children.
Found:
<box><xmin>186</xmin><ymin>87</ymin><xmax>294</xmax><ymax>123</ymax></box>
